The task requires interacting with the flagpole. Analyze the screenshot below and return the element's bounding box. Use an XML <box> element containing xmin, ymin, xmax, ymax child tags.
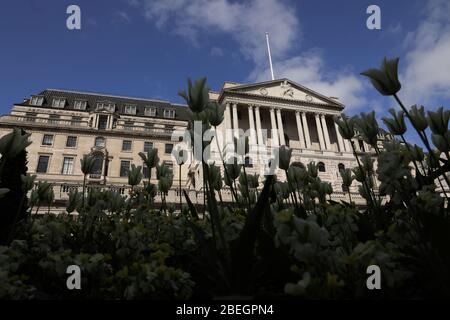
<box><xmin>265</xmin><ymin>32</ymin><xmax>275</xmax><ymax>80</ymax></box>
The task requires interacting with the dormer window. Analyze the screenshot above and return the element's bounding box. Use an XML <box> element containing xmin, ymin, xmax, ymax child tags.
<box><xmin>73</xmin><ymin>100</ymin><xmax>87</xmax><ymax>110</ymax></box>
<box><xmin>96</xmin><ymin>102</ymin><xmax>115</xmax><ymax>112</ymax></box>
<box><xmin>30</xmin><ymin>96</ymin><xmax>44</xmax><ymax>106</ymax></box>
<box><xmin>145</xmin><ymin>107</ymin><xmax>156</xmax><ymax>117</ymax></box>
<box><xmin>52</xmin><ymin>98</ymin><xmax>66</xmax><ymax>108</ymax></box>
<box><xmin>124</xmin><ymin>105</ymin><xmax>137</xmax><ymax>115</ymax></box>
<box><xmin>163</xmin><ymin>109</ymin><xmax>175</xmax><ymax>118</ymax></box>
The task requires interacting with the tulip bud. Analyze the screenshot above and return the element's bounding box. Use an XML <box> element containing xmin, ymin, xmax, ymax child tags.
<box><xmin>278</xmin><ymin>145</ymin><xmax>292</xmax><ymax>170</ymax></box>
<box><xmin>21</xmin><ymin>174</ymin><xmax>37</xmax><ymax>192</ymax></box>
<box><xmin>178</xmin><ymin>77</ymin><xmax>210</xmax><ymax>114</ymax></box>
<box><xmin>0</xmin><ymin>128</ymin><xmax>32</xmax><ymax>159</ymax></box>
<box><xmin>354</xmin><ymin>111</ymin><xmax>379</xmax><ymax>147</ymax></box>
<box><xmin>361</xmin><ymin>57</ymin><xmax>401</xmax><ymax>96</ymax></box>
<box><xmin>409</xmin><ymin>105</ymin><xmax>428</xmax><ymax>131</ymax></box>
<box><xmin>334</xmin><ymin>114</ymin><xmax>355</xmax><ymax>140</ymax></box>
<box><xmin>128</xmin><ymin>164</ymin><xmax>143</xmax><ymax>187</ymax></box>
<box><xmin>382</xmin><ymin>108</ymin><xmax>406</xmax><ymax>136</ymax></box>
<box><xmin>139</xmin><ymin>148</ymin><xmax>159</xmax><ymax>169</ymax></box>
<box><xmin>427</xmin><ymin>107</ymin><xmax>449</xmax><ymax>135</ymax></box>
<box><xmin>340</xmin><ymin>168</ymin><xmax>354</xmax><ymax>187</ymax></box>
<box><xmin>431</xmin><ymin>132</ymin><xmax>450</xmax><ymax>153</ymax></box>
<box><xmin>80</xmin><ymin>154</ymin><xmax>95</xmax><ymax>175</ymax></box>
<box><xmin>207</xmin><ymin>102</ymin><xmax>225</xmax><ymax>127</ymax></box>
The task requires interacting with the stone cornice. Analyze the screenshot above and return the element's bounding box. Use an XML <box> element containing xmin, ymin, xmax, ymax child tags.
<box><xmin>222</xmin><ymin>94</ymin><xmax>343</xmax><ymax>116</ymax></box>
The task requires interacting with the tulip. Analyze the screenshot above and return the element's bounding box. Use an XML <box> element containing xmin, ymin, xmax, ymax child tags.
<box><xmin>361</xmin><ymin>154</ymin><xmax>374</xmax><ymax>174</ymax></box>
<box><xmin>139</xmin><ymin>148</ymin><xmax>159</xmax><ymax>169</ymax></box>
<box><xmin>354</xmin><ymin>111</ymin><xmax>380</xmax><ymax>147</ymax></box>
<box><xmin>128</xmin><ymin>164</ymin><xmax>143</xmax><ymax>187</ymax></box>
<box><xmin>427</xmin><ymin>107</ymin><xmax>449</xmax><ymax>135</ymax></box>
<box><xmin>80</xmin><ymin>154</ymin><xmax>95</xmax><ymax>175</ymax></box>
<box><xmin>156</xmin><ymin>163</ymin><xmax>172</xmax><ymax>179</ymax></box>
<box><xmin>158</xmin><ymin>174</ymin><xmax>173</xmax><ymax>194</ymax></box>
<box><xmin>207</xmin><ymin>102</ymin><xmax>225</xmax><ymax>127</ymax></box>
<box><xmin>209</xmin><ymin>164</ymin><xmax>223</xmax><ymax>191</ymax></box>
<box><xmin>352</xmin><ymin>166</ymin><xmax>366</xmax><ymax>183</ymax></box>
<box><xmin>409</xmin><ymin>105</ymin><xmax>428</xmax><ymax>132</ymax></box>
<box><xmin>307</xmin><ymin>162</ymin><xmax>318</xmax><ymax>179</ymax></box>
<box><xmin>21</xmin><ymin>174</ymin><xmax>37</xmax><ymax>192</ymax></box>
<box><xmin>224</xmin><ymin>157</ymin><xmax>242</xmax><ymax>186</ymax></box>
<box><xmin>178</xmin><ymin>77</ymin><xmax>210</xmax><ymax>113</ymax></box>
<box><xmin>361</xmin><ymin>57</ymin><xmax>401</xmax><ymax>96</ymax></box>
<box><xmin>0</xmin><ymin>188</ymin><xmax>9</xmax><ymax>199</ymax></box>
<box><xmin>67</xmin><ymin>190</ymin><xmax>82</xmax><ymax>213</ymax></box>
<box><xmin>431</xmin><ymin>132</ymin><xmax>450</xmax><ymax>153</ymax></box>
<box><xmin>340</xmin><ymin>168</ymin><xmax>354</xmax><ymax>188</ymax></box>
<box><xmin>334</xmin><ymin>114</ymin><xmax>355</xmax><ymax>140</ymax></box>
<box><xmin>0</xmin><ymin>128</ymin><xmax>32</xmax><ymax>159</ymax></box>
<box><xmin>382</xmin><ymin>109</ymin><xmax>406</xmax><ymax>136</ymax></box>
<box><xmin>278</xmin><ymin>145</ymin><xmax>292</xmax><ymax>170</ymax></box>
<box><xmin>410</xmin><ymin>145</ymin><xmax>424</xmax><ymax>162</ymax></box>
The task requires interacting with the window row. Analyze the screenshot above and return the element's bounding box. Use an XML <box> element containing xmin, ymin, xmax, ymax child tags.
<box><xmin>29</xmin><ymin>96</ymin><xmax>176</xmax><ymax>118</ymax></box>
<box><xmin>41</xmin><ymin>134</ymin><xmax>173</xmax><ymax>154</ymax></box>
<box><xmin>36</xmin><ymin>155</ymin><xmax>173</xmax><ymax>178</ymax></box>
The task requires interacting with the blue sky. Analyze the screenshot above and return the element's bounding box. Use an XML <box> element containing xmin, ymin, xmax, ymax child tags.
<box><xmin>0</xmin><ymin>0</ymin><xmax>449</xmax><ymax>142</ymax></box>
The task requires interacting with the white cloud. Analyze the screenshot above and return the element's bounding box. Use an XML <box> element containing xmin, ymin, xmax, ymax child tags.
<box><xmin>133</xmin><ymin>0</ymin><xmax>366</xmax><ymax>110</ymax></box>
<box><xmin>249</xmin><ymin>50</ymin><xmax>367</xmax><ymax>111</ymax></box>
<box><xmin>401</xmin><ymin>0</ymin><xmax>450</xmax><ymax>107</ymax></box>
<box><xmin>116</xmin><ymin>11</ymin><xmax>131</xmax><ymax>22</ymax></box>
<box><xmin>137</xmin><ymin>0</ymin><xmax>299</xmax><ymax>64</ymax></box>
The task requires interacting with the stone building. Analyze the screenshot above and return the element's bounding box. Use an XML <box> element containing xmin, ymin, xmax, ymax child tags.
<box><xmin>0</xmin><ymin>79</ymin><xmax>389</xmax><ymax>208</ymax></box>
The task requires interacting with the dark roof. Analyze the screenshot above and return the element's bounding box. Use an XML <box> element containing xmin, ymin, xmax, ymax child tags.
<box><xmin>21</xmin><ymin>89</ymin><xmax>191</xmax><ymax>121</ymax></box>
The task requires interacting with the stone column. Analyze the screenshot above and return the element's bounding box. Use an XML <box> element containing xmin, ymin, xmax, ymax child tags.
<box><xmin>334</xmin><ymin>121</ymin><xmax>345</xmax><ymax>152</ymax></box>
<box><xmin>255</xmin><ymin>106</ymin><xmax>263</xmax><ymax>145</ymax></box>
<box><xmin>301</xmin><ymin>112</ymin><xmax>311</xmax><ymax>148</ymax></box>
<box><xmin>320</xmin><ymin>114</ymin><xmax>331</xmax><ymax>150</ymax></box>
<box><xmin>276</xmin><ymin>108</ymin><xmax>286</xmax><ymax>145</ymax></box>
<box><xmin>232</xmin><ymin>103</ymin><xmax>239</xmax><ymax>138</ymax></box>
<box><xmin>269</xmin><ymin>107</ymin><xmax>279</xmax><ymax>146</ymax></box>
<box><xmin>225</xmin><ymin>102</ymin><xmax>233</xmax><ymax>146</ymax></box>
<box><xmin>248</xmin><ymin>105</ymin><xmax>257</xmax><ymax>146</ymax></box>
<box><xmin>295</xmin><ymin>111</ymin><xmax>305</xmax><ymax>149</ymax></box>
<box><xmin>344</xmin><ymin>139</ymin><xmax>351</xmax><ymax>152</ymax></box>
<box><xmin>315</xmin><ymin>113</ymin><xmax>325</xmax><ymax>150</ymax></box>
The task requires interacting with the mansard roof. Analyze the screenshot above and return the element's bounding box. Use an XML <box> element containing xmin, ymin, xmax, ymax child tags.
<box><xmin>19</xmin><ymin>89</ymin><xmax>191</xmax><ymax>121</ymax></box>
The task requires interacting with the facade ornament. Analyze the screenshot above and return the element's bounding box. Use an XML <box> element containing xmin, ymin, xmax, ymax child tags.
<box><xmin>259</xmin><ymin>87</ymin><xmax>268</xmax><ymax>96</ymax></box>
<box><xmin>280</xmin><ymin>80</ymin><xmax>294</xmax><ymax>98</ymax></box>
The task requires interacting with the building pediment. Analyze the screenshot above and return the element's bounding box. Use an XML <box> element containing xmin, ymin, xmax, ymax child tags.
<box><xmin>220</xmin><ymin>78</ymin><xmax>343</xmax><ymax>108</ymax></box>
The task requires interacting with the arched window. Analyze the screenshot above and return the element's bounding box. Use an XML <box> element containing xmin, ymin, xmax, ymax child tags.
<box><xmin>318</xmin><ymin>162</ymin><xmax>326</xmax><ymax>172</ymax></box>
<box><xmin>292</xmin><ymin>162</ymin><xmax>305</xmax><ymax>169</ymax></box>
<box><xmin>95</xmin><ymin>137</ymin><xmax>105</xmax><ymax>148</ymax></box>
<box><xmin>338</xmin><ymin>163</ymin><xmax>345</xmax><ymax>173</ymax></box>
<box><xmin>90</xmin><ymin>153</ymin><xmax>104</xmax><ymax>177</ymax></box>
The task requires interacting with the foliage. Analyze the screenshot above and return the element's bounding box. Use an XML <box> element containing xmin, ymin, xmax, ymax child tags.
<box><xmin>0</xmin><ymin>57</ymin><xmax>449</xmax><ymax>299</ymax></box>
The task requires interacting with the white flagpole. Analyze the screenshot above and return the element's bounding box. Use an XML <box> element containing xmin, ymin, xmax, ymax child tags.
<box><xmin>265</xmin><ymin>32</ymin><xmax>275</xmax><ymax>80</ymax></box>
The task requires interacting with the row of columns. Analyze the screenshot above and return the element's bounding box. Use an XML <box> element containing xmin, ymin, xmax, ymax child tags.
<box><xmin>224</xmin><ymin>102</ymin><xmax>349</xmax><ymax>152</ymax></box>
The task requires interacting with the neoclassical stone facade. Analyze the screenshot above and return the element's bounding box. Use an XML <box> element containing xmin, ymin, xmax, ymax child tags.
<box><xmin>0</xmin><ymin>79</ymin><xmax>390</xmax><ymax>208</ymax></box>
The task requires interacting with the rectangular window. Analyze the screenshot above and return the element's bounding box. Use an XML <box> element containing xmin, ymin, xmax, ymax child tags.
<box><xmin>61</xmin><ymin>157</ymin><xmax>74</xmax><ymax>175</ymax></box>
<box><xmin>42</xmin><ymin>134</ymin><xmax>54</xmax><ymax>146</ymax></box>
<box><xmin>143</xmin><ymin>165</ymin><xmax>150</xmax><ymax>179</ymax></box>
<box><xmin>165</xmin><ymin>143</ymin><xmax>173</xmax><ymax>154</ymax></box>
<box><xmin>52</xmin><ymin>98</ymin><xmax>66</xmax><ymax>108</ymax></box>
<box><xmin>163</xmin><ymin>109</ymin><xmax>175</xmax><ymax>118</ymax></box>
<box><xmin>144</xmin><ymin>141</ymin><xmax>153</xmax><ymax>153</ymax></box>
<box><xmin>36</xmin><ymin>155</ymin><xmax>50</xmax><ymax>173</ymax></box>
<box><xmin>30</xmin><ymin>96</ymin><xmax>43</xmax><ymax>106</ymax></box>
<box><xmin>73</xmin><ymin>100</ymin><xmax>87</xmax><ymax>110</ymax></box>
<box><xmin>71</xmin><ymin>116</ymin><xmax>82</xmax><ymax>126</ymax></box>
<box><xmin>26</xmin><ymin>112</ymin><xmax>37</xmax><ymax>122</ymax></box>
<box><xmin>122</xmin><ymin>140</ymin><xmax>132</xmax><ymax>151</ymax></box>
<box><xmin>145</xmin><ymin>107</ymin><xmax>156</xmax><ymax>117</ymax></box>
<box><xmin>96</xmin><ymin>102</ymin><xmax>115</xmax><ymax>112</ymax></box>
<box><xmin>120</xmin><ymin>160</ymin><xmax>130</xmax><ymax>177</ymax></box>
<box><xmin>98</xmin><ymin>115</ymin><xmax>108</xmax><ymax>130</ymax></box>
<box><xmin>124</xmin><ymin>121</ymin><xmax>133</xmax><ymax>131</ymax></box>
<box><xmin>49</xmin><ymin>114</ymin><xmax>60</xmax><ymax>124</ymax></box>
<box><xmin>66</xmin><ymin>136</ymin><xmax>77</xmax><ymax>148</ymax></box>
<box><xmin>124</xmin><ymin>105</ymin><xmax>137</xmax><ymax>115</ymax></box>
